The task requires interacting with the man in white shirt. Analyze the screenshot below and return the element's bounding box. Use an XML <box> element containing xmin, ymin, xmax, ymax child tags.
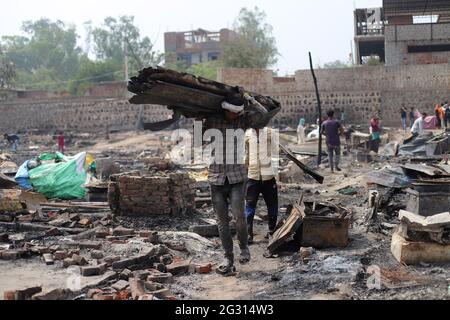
<box><xmin>411</xmin><ymin>112</ymin><xmax>427</xmax><ymax>137</ymax></box>
<box><xmin>244</xmin><ymin>127</ymin><xmax>278</xmax><ymax>246</ymax></box>
<box><xmin>297</xmin><ymin>118</ymin><xmax>306</xmax><ymax>145</ymax></box>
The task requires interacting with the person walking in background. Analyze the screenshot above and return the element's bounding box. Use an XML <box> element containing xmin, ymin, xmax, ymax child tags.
<box><xmin>369</xmin><ymin>116</ymin><xmax>381</xmax><ymax>153</ymax></box>
<box><xmin>440</xmin><ymin>103</ymin><xmax>446</xmax><ymax>129</ymax></box>
<box><xmin>321</xmin><ymin>110</ymin><xmax>344</xmax><ymax>173</ymax></box>
<box><xmin>56</xmin><ymin>131</ymin><xmax>65</xmax><ymax>154</ymax></box>
<box><xmin>296</xmin><ymin>118</ymin><xmax>306</xmax><ymax>145</ymax></box>
<box><xmin>3</xmin><ymin>133</ymin><xmax>19</xmax><ymax>152</ymax></box>
<box><xmin>435</xmin><ymin>103</ymin><xmax>443</xmax><ymax>129</ymax></box>
<box><xmin>411</xmin><ymin>112</ymin><xmax>426</xmax><ymax>137</ymax></box>
<box><xmin>340</xmin><ymin>109</ymin><xmax>346</xmax><ymax>126</ymax></box>
<box><xmin>445</xmin><ymin>102</ymin><xmax>450</xmax><ymax>129</ymax></box>
<box><xmin>409</xmin><ymin>108</ymin><xmax>415</xmax><ymax>128</ymax></box>
<box><xmin>244</xmin><ymin>127</ymin><xmax>278</xmax><ymax>248</ymax></box>
<box><xmin>344</xmin><ymin>125</ymin><xmax>355</xmax><ymax>152</ymax></box>
<box><xmin>400</xmin><ymin>106</ymin><xmax>407</xmax><ymax>131</ymax></box>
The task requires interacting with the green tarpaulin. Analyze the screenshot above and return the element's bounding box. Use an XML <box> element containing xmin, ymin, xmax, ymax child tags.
<box><xmin>28</xmin><ymin>152</ymin><xmax>88</xmax><ymax>200</ymax></box>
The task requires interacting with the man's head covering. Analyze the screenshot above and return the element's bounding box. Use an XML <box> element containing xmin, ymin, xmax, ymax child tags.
<box><xmin>299</xmin><ymin>118</ymin><xmax>305</xmax><ymax>126</ymax></box>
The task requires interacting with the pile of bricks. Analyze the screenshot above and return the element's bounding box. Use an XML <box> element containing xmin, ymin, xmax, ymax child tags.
<box><xmin>108</xmin><ymin>172</ymin><xmax>196</xmax><ymax>216</ymax></box>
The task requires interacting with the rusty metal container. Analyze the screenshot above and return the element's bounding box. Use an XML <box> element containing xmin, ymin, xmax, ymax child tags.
<box><xmin>406</xmin><ymin>182</ymin><xmax>450</xmax><ymax>217</ymax></box>
<box><xmin>297</xmin><ymin>202</ymin><xmax>351</xmax><ymax>248</ymax></box>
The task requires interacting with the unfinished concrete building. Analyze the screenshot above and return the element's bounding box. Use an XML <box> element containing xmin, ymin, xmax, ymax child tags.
<box><xmin>164</xmin><ymin>28</ymin><xmax>235</xmax><ymax>67</ymax></box>
<box><xmin>355</xmin><ymin>0</ymin><xmax>450</xmax><ymax>66</ymax></box>
<box><xmin>383</xmin><ymin>0</ymin><xmax>450</xmax><ymax>66</ymax></box>
<box><xmin>354</xmin><ymin>7</ymin><xmax>386</xmax><ymax>65</ymax></box>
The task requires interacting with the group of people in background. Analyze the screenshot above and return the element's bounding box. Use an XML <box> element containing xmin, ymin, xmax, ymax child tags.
<box><xmin>400</xmin><ymin>102</ymin><xmax>449</xmax><ymax>136</ymax></box>
<box><xmin>296</xmin><ymin>109</ymin><xmax>378</xmax><ymax>172</ymax></box>
<box><xmin>434</xmin><ymin>102</ymin><xmax>450</xmax><ymax>129</ymax></box>
<box><xmin>2</xmin><ymin>131</ymin><xmax>65</xmax><ymax>153</ymax></box>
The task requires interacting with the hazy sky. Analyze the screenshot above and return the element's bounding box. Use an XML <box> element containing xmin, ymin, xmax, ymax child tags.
<box><xmin>0</xmin><ymin>0</ymin><xmax>382</xmax><ymax>74</ymax></box>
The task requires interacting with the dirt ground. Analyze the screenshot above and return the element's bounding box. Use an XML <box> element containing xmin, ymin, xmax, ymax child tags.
<box><xmin>1</xmin><ymin>129</ymin><xmax>449</xmax><ymax>300</ymax></box>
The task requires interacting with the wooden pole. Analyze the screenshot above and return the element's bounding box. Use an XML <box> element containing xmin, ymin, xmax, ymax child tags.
<box><xmin>309</xmin><ymin>52</ymin><xmax>323</xmax><ymax>167</ymax></box>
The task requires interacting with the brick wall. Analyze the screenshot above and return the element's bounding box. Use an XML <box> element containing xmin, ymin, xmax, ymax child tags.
<box><xmin>385</xmin><ymin>23</ymin><xmax>450</xmax><ymax>66</ymax></box>
<box><xmin>108</xmin><ymin>172</ymin><xmax>196</xmax><ymax>216</ymax></box>
<box><xmin>217</xmin><ymin>64</ymin><xmax>450</xmax><ymax>127</ymax></box>
<box><xmin>1</xmin><ymin>63</ymin><xmax>449</xmax><ymax>131</ymax></box>
<box><xmin>0</xmin><ymin>98</ymin><xmax>172</xmax><ymax>133</ymax></box>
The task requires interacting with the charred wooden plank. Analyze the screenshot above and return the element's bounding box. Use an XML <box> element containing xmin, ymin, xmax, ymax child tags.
<box><xmin>128</xmin><ymin>67</ymin><xmax>281</xmax><ymax>130</ymax></box>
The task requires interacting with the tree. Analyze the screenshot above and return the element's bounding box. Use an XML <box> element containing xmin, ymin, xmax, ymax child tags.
<box><xmin>221</xmin><ymin>7</ymin><xmax>279</xmax><ymax>69</ymax></box>
<box><xmin>322</xmin><ymin>60</ymin><xmax>351</xmax><ymax>69</ymax></box>
<box><xmin>0</xmin><ymin>46</ymin><xmax>16</xmax><ymax>88</ymax></box>
<box><xmin>363</xmin><ymin>55</ymin><xmax>383</xmax><ymax>66</ymax></box>
<box><xmin>67</xmin><ymin>55</ymin><xmax>121</xmax><ymax>95</ymax></box>
<box><xmin>163</xmin><ymin>50</ymin><xmax>222</xmax><ymax>81</ymax></box>
<box><xmin>92</xmin><ymin>16</ymin><xmax>163</xmax><ymax>77</ymax></box>
<box><xmin>186</xmin><ymin>61</ymin><xmax>220</xmax><ymax>81</ymax></box>
<box><xmin>1</xmin><ymin>18</ymin><xmax>81</xmax><ymax>90</ymax></box>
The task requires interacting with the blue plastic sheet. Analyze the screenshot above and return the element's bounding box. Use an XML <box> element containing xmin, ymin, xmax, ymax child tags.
<box><xmin>14</xmin><ymin>160</ymin><xmax>33</xmax><ymax>190</ymax></box>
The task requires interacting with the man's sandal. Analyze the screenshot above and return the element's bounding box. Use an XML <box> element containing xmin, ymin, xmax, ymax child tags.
<box><xmin>239</xmin><ymin>249</ymin><xmax>251</xmax><ymax>265</ymax></box>
<box><xmin>216</xmin><ymin>264</ymin><xmax>237</xmax><ymax>277</ymax></box>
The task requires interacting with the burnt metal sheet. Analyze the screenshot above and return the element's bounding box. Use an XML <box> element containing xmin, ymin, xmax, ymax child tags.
<box><xmin>0</xmin><ymin>173</ymin><xmax>17</xmax><ymax>188</ymax></box>
<box><xmin>279</xmin><ymin>144</ymin><xmax>324</xmax><ymax>184</ymax></box>
<box><xmin>268</xmin><ymin>197</ymin><xmax>351</xmax><ymax>252</ymax></box>
<box><xmin>0</xmin><ymin>161</ymin><xmax>18</xmax><ymax>175</ymax></box>
<box><xmin>267</xmin><ymin>195</ymin><xmax>304</xmax><ymax>253</ymax></box>
<box><xmin>365</xmin><ymin>167</ymin><xmax>411</xmax><ymax>188</ymax></box>
<box><xmin>398</xmin><ymin>133</ymin><xmax>433</xmax><ymax>157</ymax></box>
<box><xmin>401</xmin><ymin>163</ymin><xmax>448</xmax><ymax>177</ymax></box>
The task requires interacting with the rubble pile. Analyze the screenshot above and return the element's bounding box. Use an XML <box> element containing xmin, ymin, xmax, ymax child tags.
<box><xmin>2</xmin><ymin>124</ymin><xmax>450</xmax><ymax>300</ymax></box>
<box><xmin>108</xmin><ymin>172</ymin><xmax>196</xmax><ymax>216</ymax></box>
<box><xmin>1</xmin><ymin>232</ymin><xmax>214</xmax><ymax>300</ymax></box>
<box><xmin>391</xmin><ymin>210</ymin><xmax>450</xmax><ymax>265</ymax></box>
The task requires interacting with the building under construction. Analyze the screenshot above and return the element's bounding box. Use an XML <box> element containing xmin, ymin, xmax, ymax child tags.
<box><xmin>355</xmin><ymin>0</ymin><xmax>450</xmax><ymax>66</ymax></box>
<box><xmin>164</xmin><ymin>28</ymin><xmax>235</xmax><ymax>68</ymax></box>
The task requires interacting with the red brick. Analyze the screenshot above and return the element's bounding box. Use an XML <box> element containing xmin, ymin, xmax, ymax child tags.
<box><xmin>81</xmin><ymin>263</ymin><xmax>107</xmax><ymax>277</ymax></box>
<box><xmin>62</xmin><ymin>258</ymin><xmax>76</xmax><ymax>268</ymax></box>
<box><xmin>195</xmin><ymin>263</ymin><xmax>212</xmax><ymax>274</ymax></box>
<box><xmin>87</xmin><ymin>289</ymin><xmax>103</xmax><ymax>299</ymax></box>
<box><xmin>147</xmin><ymin>273</ymin><xmax>173</xmax><ymax>284</ymax></box>
<box><xmin>93</xmin><ymin>293</ymin><xmax>115</xmax><ymax>300</ymax></box>
<box><xmin>45</xmin><ymin>227</ymin><xmax>62</xmax><ymax>237</ymax></box>
<box><xmin>113</xmin><ymin>226</ymin><xmax>135</xmax><ymax>236</ymax></box>
<box><xmin>72</xmin><ymin>254</ymin><xmax>88</xmax><ymax>266</ymax></box>
<box><xmin>78</xmin><ymin>218</ymin><xmax>91</xmax><ymax>226</ymax></box>
<box><xmin>42</xmin><ymin>253</ymin><xmax>54</xmax><ymax>265</ymax></box>
<box><xmin>95</xmin><ymin>229</ymin><xmax>110</xmax><ymax>239</ymax></box>
<box><xmin>78</xmin><ymin>241</ymin><xmax>102</xmax><ymax>250</ymax></box>
<box><xmin>3</xmin><ymin>291</ymin><xmax>16</xmax><ymax>300</ymax></box>
<box><xmin>0</xmin><ymin>250</ymin><xmax>21</xmax><ymax>260</ymax></box>
<box><xmin>54</xmin><ymin>251</ymin><xmax>68</xmax><ymax>260</ymax></box>
<box><xmin>5</xmin><ymin>287</ymin><xmax>43</xmax><ymax>300</ymax></box>
<box><xmin>166</xmin><ymin>261</ymin><xmax>190</xmax><ymax>275</ymax></box>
